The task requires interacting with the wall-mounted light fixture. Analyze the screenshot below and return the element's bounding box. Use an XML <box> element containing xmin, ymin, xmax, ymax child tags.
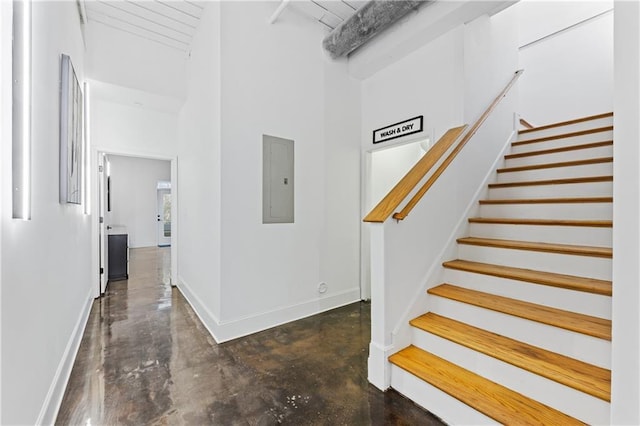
<box><xmin>83</xmin><ymin>81</ymin><xmax>90</xmax><ymax>215</ymax></box>
<box><xmin>12</xmin><ymin>0</ymin><xmax>31</xmax><ymax>220</ymax></box>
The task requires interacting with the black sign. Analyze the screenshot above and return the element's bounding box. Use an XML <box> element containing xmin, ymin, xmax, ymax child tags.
<box><xmin>373</xmin><ymin>116</ymin><xmax>423</xmax><ymax>144</ymax></box>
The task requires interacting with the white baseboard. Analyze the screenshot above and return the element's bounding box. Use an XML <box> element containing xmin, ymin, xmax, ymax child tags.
<box><xmin>36</xmin><ymin>289</ymin><xmax>94</xmax><ymax>426</ymax></box>
<box><xmin>177</xmin><ymin>276</ymin><xmax>361</xmax><ymax>343</ymax></box>
<box><xmin>176</xmin><ymin>276</ymin><xmax>223</xmax><ymax>341</ymax></box>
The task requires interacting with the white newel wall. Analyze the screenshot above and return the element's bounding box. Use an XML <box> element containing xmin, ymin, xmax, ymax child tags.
<box><xmin>364</xmin><ymin>8</ymin><xmax>519</xmax><ymax>389</ymax></box>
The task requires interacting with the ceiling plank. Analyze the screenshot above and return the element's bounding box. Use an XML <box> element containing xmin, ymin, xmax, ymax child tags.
<box><xmin>87</xmin><ymin>9</ymin><xmax>190</xmax><ymax>50</ymax></box>
<box><xmin>158</xmin><ymin>0</ymin><xmax>204</xmax><ymax>18</ymax></box>
<box><xmin>101</xmin><ymin>0</ymin><xmax>198</xmax><ymax>35</ymax></box>
<box><xmin>316</xmin><ymin>0</ymin><xmax>350</xmax><ymax>20</ymax></box>
<box><xmin>124</xmin><ymin>0</ymin><xmax>200</xmax><ymax>28</ymax></box>
<box><xmin>87</xmin><ymin>1</ymin><xmax>193</xmax><ymax>43</ymax></box>
<box><xmin>154</xmin><ymin>0</ymin><xmax>202</xmax><ymax>23</ymax></box>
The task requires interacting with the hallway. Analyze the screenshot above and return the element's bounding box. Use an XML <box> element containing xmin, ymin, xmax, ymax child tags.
<box><xmin>56</xmin><ymin>247</ymin><xmax>442</xmax><ymax>425</ymax></box>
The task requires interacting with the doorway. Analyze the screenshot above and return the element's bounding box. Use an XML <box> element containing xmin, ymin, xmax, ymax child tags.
<box><xmin>96</xmin><ymin>152</ymin><xmax>176</xmax><ymax>296</ymax></box>
<box><xmin>157</xmin><ymin>182</ymin><xmax>171</xmax><ymax>247</ymax></box>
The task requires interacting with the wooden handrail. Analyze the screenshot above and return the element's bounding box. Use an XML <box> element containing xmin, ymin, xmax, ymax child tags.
<box><xmin>519</xmin><ymin>118</ymin><xmax>535</xmax><ymax>129</ymax></box>
<box><xmin>392</xmin><ymin>69</ymin><xmax>524</xmax><ymax>221</ymax></box>
<box><xmin>363</xmin><ymin>125</ymin><xmax>468</xmax><ymax>223</ymax></box>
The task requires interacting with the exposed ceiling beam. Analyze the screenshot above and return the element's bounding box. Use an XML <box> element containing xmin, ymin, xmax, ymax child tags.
<box><xmin>322</xmin><ymin>0</ymin><xmax>431</xmax><ymax>59</ymax></box>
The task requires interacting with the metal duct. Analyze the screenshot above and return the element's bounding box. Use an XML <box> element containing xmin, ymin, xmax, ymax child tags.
<box><xmin>322</xmin><ymin>0</ymin><xmax>431</xmax><ymax>59</ymax></box>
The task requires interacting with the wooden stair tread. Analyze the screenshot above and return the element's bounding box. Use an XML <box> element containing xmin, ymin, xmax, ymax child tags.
<box><xmin>410</xmin><ymin>313</ymin><xmax>611</xmax><ymax>401</ymax></box>
<box><xmin>469</xmin><ymin>217</ymin><xmax>612</xmax><ymax>227</ymax></box>
<box><xmin>505</xmin><ymin>140</ymin><xmax>613</xmax><ymax>159</ymax></box>
<box><xmin>479</xmin><ymin>196</ymin><xmax>612</xmax><ymax>204</ymax></box>
<box><xmin>514</xmin><ymin>126</ymin><xmax>613</xmax><ymax>146</ymax></box>
<box><xmin>389</xmin><ymin>346</ymin><xmax>586</xmax><ymax>425</ymax></box>
<box><xmin>497</xmin><ymin>157</ymin><xmax>612</xmax><ymax>174</ymax></box>
<box><xmin>518</xmin><ymin>112</ymin><xmax>613</xmax><ymax>135</ymax></box>
<box><xmin>489</xmin><ymin>175</ymin><xmax>612</xmax><ymax>188</ymax></box>
<box><xmin>428</xmin><ymin>284</ymin><xmax>611</xmax><ymax>340</ymax></box>
<box><xmin>443</xmin><ymin>259</ymin><xmax>611</xmax><ymax>295</ymax></box>
<box><xmin>457</xmin><ymin>237</ymin><xmax>612</xmax><ymax>258</ymax></box>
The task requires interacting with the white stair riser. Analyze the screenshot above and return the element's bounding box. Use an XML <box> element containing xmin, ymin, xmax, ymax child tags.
<box><xmin>442</xmin><ymin>269</ymin><xmax>612</xmax><ymax>319</ymax></box>
<box><xmin>468</xmin><ymin>222</ymin><xmax>612</xmax><ymax>247</ymax></box>
<box><xmin>411</xmin><ymin>330</ymin><xmax>610</xmax><ymax>425</ymax></box>
<box><xmin>427</xmin><ymin>296</ymin><xmax>611</xmax><ymax>368</ymax></box>
<box><xmin>505</xmin><ymin>145</ymin><xmax>613</xmax><ymax>168</ymax></box>
<box><xmin>496</xmin><ymin>162</ymin><xmax>613</xmax><ymax>183</ymax></box>
<box><xmin>456</xmin><ymin>245</ymin><xmax>611</xmax><ymax>280</ymax></box>
<box><xmin>479</xmin><ymin>203</ymin><xmax>612</xmax><ymax>220</ymax></box>
<box><xmin>489</xmin><ymin>181</ymin><xmax>612</xmax><ymax>199</ymax></box>
<box><xmin>391</xmin><ymin>366</ymin><xmax>497</xmax><ymax>425</ymax></box>
<box><xmin>518</xmin><ymin>117</ymin><xmax>613</xmax><ymax>139</ymax></box>
<box><xmin>512</xmin><ymin>130</ymin><xmax>614</xmax><ymax>154</ymax></box>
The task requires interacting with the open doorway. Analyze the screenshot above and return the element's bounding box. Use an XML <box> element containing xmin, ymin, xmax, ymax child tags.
<box><xmin>97</xmin><ymin>153</ymin><xmax>174</xmax><ymax>295</ymax></box>
<box><xmin>361</xmin><ymin>137</ymin><xmax>432</xmax><ymax>300</ymax></box>
<box><xmin>157</xmin><ymin>181</ymin><xmax>172</xmax><ymax>247</ymax></box>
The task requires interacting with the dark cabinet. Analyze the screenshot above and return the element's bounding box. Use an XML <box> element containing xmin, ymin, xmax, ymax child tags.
<box><xmin>108</xmin><ymin>234</ymin><xmax>128</xmax><ymax>281</ymax></box>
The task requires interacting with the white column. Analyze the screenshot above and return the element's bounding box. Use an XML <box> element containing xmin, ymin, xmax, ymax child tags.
<box><xmin>367</xmin><ymin>222</ymin><xmax>392</xmax><ymax>390</ymax></box>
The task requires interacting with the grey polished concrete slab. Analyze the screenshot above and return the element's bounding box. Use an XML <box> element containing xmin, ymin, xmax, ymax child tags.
<box><xmin>56</xmin><ymin>247</ymin><xmax>444</xmax><ymax>425</ymax></box>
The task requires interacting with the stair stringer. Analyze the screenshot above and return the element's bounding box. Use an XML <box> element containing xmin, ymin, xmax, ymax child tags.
<box><xmin>387</xmin><ymin>130</ymin><xmax>516</xmax><ymax>376</ymax></box>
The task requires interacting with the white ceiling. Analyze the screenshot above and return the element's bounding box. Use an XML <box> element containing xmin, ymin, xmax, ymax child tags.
<box><xmin>81</xmin><ymin>1</ymin><xmax>369</xmax><ymax>53</ymax></box>
<box><xmin>83</xmin><ymin>0</ymin><xmax>206</xmax><ymax>52</ymax></box>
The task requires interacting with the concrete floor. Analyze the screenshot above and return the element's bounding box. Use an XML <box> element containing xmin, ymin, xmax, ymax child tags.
<box><xmin>56</xmin><ymin>247</ymin><xmax>443</xmax><ymax>425</ymax></box>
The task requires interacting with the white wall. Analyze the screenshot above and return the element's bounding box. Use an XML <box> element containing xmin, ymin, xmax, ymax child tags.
<box><xmin>0</xmin><ymin>3</ymin><xmax>6</xmax><ymax>422</ymax></box>
<box><xmin>517</xmin><ymin>1</ymin><xmax>614</xmax><ymax>124</ymax></box>
<box><xmin>107</xmin><ymin>155</ymin><xmax>171</xmax><ymax>248</ymax></box>
<box><xmin>463</xmin><ymin>6</ymin><xmax>519</xmax><ymax>122</ymax></box>
<box><xmin>611</xmin><ymin>1</ymin><xmax>640</xmax><ymax>423</ymax></box>
<box><xmin>85</xmin><ymin>22</ymin><xmax>187</xmax><ymax>99</ymax></box>
<box><xmin>348</xmin><ymin>1</ymin><xmax>517</xmax><ymax>80</ymax></box>
<box><xmin>177</xmin><ymin>1</ymin><xmax>361</xmax><ymax>342</ymax></box>
<box><xmin>91</xmin><ymin>95</ymin><xmax>179</xmax><ymax>158</ymax></box>
<box><xmin>218</xmin><ymin>1</ymin><xmax>361</xmax><ymax>337</ymax></box>
<box><xmin>177</xmin><ymin>2</ymin><xmax>223</xmax><ymax>325</ymax></box>
<box><xmin>321</xmin><ymin>50</ymin><xmax>362</xmax><ymax>320</ymax></box>
<box><xmin>0</xmin><ymin>2</ymin><xmax>93</xmax><ymax>424</ymax></box>
<box><xmin>361</xmin><ymin>28</ymin><xmax>465</xmax><ymax>153</ymax></box>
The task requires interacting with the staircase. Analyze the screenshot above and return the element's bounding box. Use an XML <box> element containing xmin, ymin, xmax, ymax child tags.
<box><xmin>389</xmin><ymin>112</ymin><xmax>613</xmax><ymax>425</ymax></box>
